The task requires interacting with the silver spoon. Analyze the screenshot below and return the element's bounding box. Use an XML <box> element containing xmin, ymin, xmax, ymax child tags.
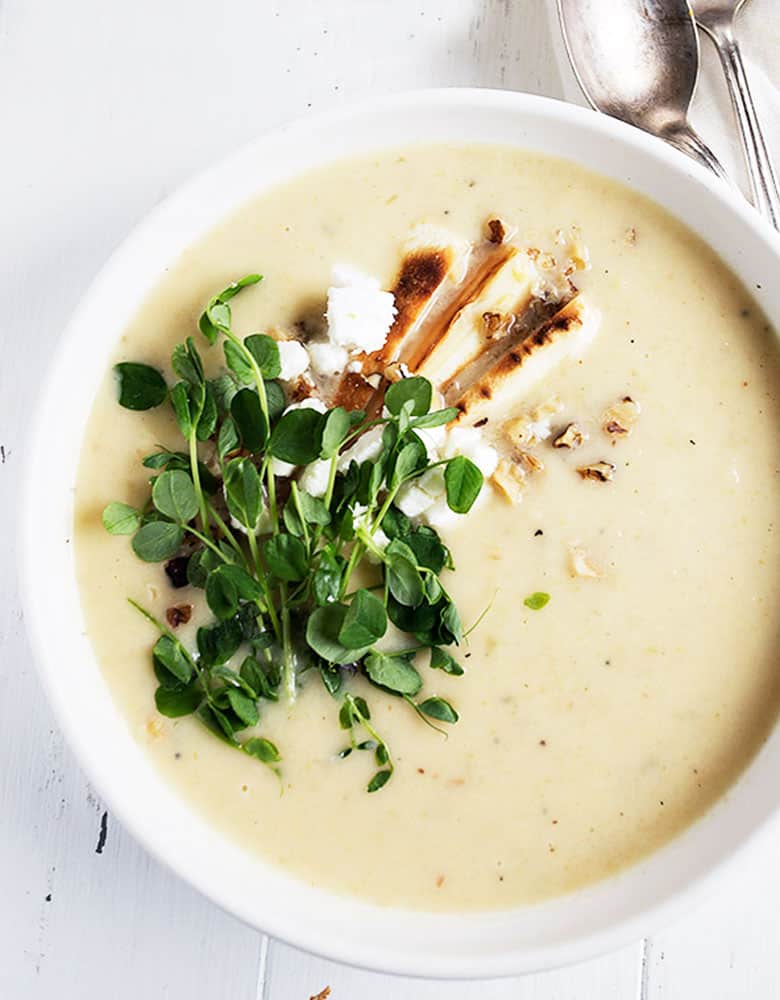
<box><xmin>691</xmin><ymin>0</ymin><xmax>780</xmax><ymax>229</ymax></box>
<box><xmin>557</xmin><ymin>0</ymin><xmax>729</xmax><ymax>179</ymax></box>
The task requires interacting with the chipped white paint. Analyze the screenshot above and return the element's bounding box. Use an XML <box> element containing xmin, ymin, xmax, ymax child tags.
<box><xmin>1</xmin><ymin>0</ymin><xmax>779</xmax><ymax>996</ymax></box>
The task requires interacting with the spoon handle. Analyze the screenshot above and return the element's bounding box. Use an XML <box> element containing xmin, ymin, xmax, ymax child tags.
<box><xmin>705</xmin><ymin>26</ymin><xmax>780</xmax><ymax>231</ymax></box>
<box><xmin>664</xmin><ymin>123</ymin><xmax>730</xmax><ymax>181</ymax></box>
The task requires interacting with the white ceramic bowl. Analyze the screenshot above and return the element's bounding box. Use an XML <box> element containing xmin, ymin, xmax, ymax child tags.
<box><xmin>20</xmin><ymin>89</ymin><xmax>780</xmax><ymax>978</ymax></box>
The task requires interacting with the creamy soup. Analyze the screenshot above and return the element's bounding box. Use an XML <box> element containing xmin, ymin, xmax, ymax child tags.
<box><xmin>75</xmin><ymin>145</ymin><xmax>780</xmax><ymax>910</ymax></box>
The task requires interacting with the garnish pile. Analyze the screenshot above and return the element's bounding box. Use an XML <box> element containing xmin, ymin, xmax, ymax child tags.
<box><xmin>103</xmin><ymin>276</ymin><xmax>484</xmax><ymax>792</ymax></box>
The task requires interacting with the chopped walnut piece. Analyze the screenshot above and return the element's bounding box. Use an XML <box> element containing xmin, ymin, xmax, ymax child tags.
<box><xmin>555</xmin><ymin>224</ymin><xmax>591</xmax><ymax>274</ymax></box>
<box><xmin>602</xmin><ymin>396</ymin><xmax>641</xmax><ymax>438</ymax></box>
<box><xmin>491</xmin><ymin>459</ymin><xmax>527</xmax><ymax>504</ymax></box>
<box><xmin>625</xmin><ymin>226</ymin><xmax>637</xmax><ymax>246</ymax></box>
<box><xmin>310</xmin><ymin>989</ymin><xmax>331</xmax><ymax>1000</ymax></box>
<box><xmin>552</xmin><ymin>422</ymin><xmax>585</xmax><ymax>450</ymax></box>
<box><xmin>384</xmin><ymin>360</ymin><xmax>410</xmax><ymax>383</ymax></box>
<box><xmin>166</xmin><ymin>604</ymin><xmax>193</xmax><ymax>628</ymax></box>
<box><xmin>516</xmin><ymin>450</ymin><xmax>544</xmax><ymax>475</ymax></box>
<box><xmin>486</xmin><ymin>218</ymin><xmax>507</xmax><ymax>244</ymax></box>
<box><xmin>568</xmin><ymin>542</ymin><xmax>602</xmax><ymax>578</ymax></box>
<box><xmin>503</xmin><ymin>397</ymin><xmax>564</xmax><ymax>449</ymax></box>
<box><xmin>577</xmin><ymin>461</ymin><xmax>615</xmax><ymax>482</ymax></box>
<box><xmin>287</xmin><ymin>375</ymin><xmax>315</xmax><ymax>402</ymax></box>
<box><xmin>482</xmin><ymin>311</ymin><xmax>506</xmax><ymax>338</ymax></box>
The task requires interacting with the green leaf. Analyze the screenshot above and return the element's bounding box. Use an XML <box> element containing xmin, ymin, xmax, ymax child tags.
<box><xmin>306</xmin><ymin>604</ymin><xmax>371</xmax><ymax>664</ymax></box>
<box><xmin>169</xmin><ymin>381</ymin><xmax>193</xmax><ymax>437</ymax></box>
<box><xmin>153</xmin><ymin>634</ymin><xmax>193</xmax><ymax>684</ymax></box>
<box><xmin>320</xmin><ymin>407</ymin><xmax>351</xmax><ymax>458</ymax></box>
<box><xmin>367</xmin><ymin>769</ymin><xmax>392</xmax><ymax>793</ymax></box>
<box><xmin>318</xmin><ymin>662</ymin><xmax>342</xmax><ymax>697</ymax></box>
<box><xmin>411</xmin><ymin>407</ymin><xmax>459</xmax><ymax>429</ymax></box>
<box><xmin>224</xmin><ymin>340</ymin><xmax>254</xmax><ymax>384</ymax></box>
<box><xmin>223</xmin><ymin>457</ymin><xmax>263</xmax><ymax>531</ymax></box>
<box><xmin>132</xmin><ymin>521</ymin><xmax>183</xmax><ymax>562</ymax></box>
<box><xmin>215</xmin><ymin>563</ymin><xmax>265</xmax><ymax>603</ymax></box>
<box><xmin>445</xmin><ymin>455</ymin><xmax>483</xmax><ymax>513</ymax></box>
<box><xmin>152</xmin><ymin>469</ymin><xmax>198</xmax><ymax>523</ymax></box>
<box><xmin>240</xmin><ymin>656</ymin><xmax>279</xmax><ymax>701</ymax></box>
<box><xmin>429</xmin><ymin>647</ymin><xmax>464</xmax><ymax>675</ymax></box>
<box><xmin>197</xmin><ymin>617</ymin><xmax>243</xmax><ymax>667</ymax></box>
<box><xmin>266</xmin><ymin>380</ymin><xmax>286</xmax><ymax>422</ymax></box>
<box><xmin>171</xmin><ymin>337</ymin><xmax>205</xmax><ymax>386</ymax></box>
<box><xmin>381</xmin><ymin>506</ymin><xmax>411</xmax><ymax>540</ymax></box>
<box><xmin>386</xmin><ymin>552</ymin><xmax>424</xmax><ymax>607</ymax></box>
<box><xmin>245</xmin><ymin>334</ymin><xmax>281</xmax><ymax>379</ymax></box>
<box><xmin>218</xmin><ymin>274</ymin><xmax>263</xmax><ymax>303</ymax></box>
<box><xmin>102</xmin><ymin>501</ymin><xmax>140</xmax><ymax>535</ymax></box>
<box><xmin>196</xmin><ymin>383</ymin><xmax>218</xmax><ymax>441</ymax></box>
<box><xmin>418</xmin><ymin>696</ymin><xmax>459</xmax><ymax>723</ymax></box>
<box><xmin>299</xmin><ymin>491</ymin><xmax>330</xmax><ymax>525</ymax></box>
<box><xmin>269</xmin><ymin>408</ymin><xmax>324</xmax><ymax>465</ymax></box>
<box><xmin>211</xmin><ymin>373</ymin><xmax>240</xmax><ymax>414</ymax></box>
<box><xmin>114</xmin><ymin>362</ymin><xmax>167</xmax><ymax>411</ymax></box>
<box><xmin>391</xmin><ymin>439</ymin><xmax>427</xmax><ymax>488</ymax></box>
<box><xmin>439</xmin><ymin>599</ymin><xmax>463</xmax><ymax>644</ymax></box>
<box><xmin>364</xmin><ymin>651</ymin><xmax>422</xmax><ymax>695</ymax></box>
<box><xmin>338</xmin><ymin>589</ymin><xmax>387</xmax><ymax>649</ymax></box>
<box><xmin>385</xmin><ymin>376</ymin><xmax>432</xmax><ymax>417</ymax></box>
<box><xmin>524</xmin><ymin>591</ymin><xmax>551</xmax><ymax>611</ymax></box>
<box><xmin>243</xmin><ymin>737</ymin><xmax>281</xmax><ymax>764</ymax></box>
<box><xmin>226</xmin><ymin>688</ymin><xmax>259</xmax><ymax>728</ymax></box>
<box><xmin>312</xmin><ymin>548</ymin><xmax>345</xmax><ymax>606</ymax></box>
<box><xmin>263</xmin><ymin>534</ymin><xmax>308</xmax><ymax>582</ymax></box>
<box><xmin>231</xmin><ymin>388</ymin><xmax>268</xmax><ymax>453</ymax></box>
<box><xmin>155</xmin><ymin>683</ymin><xmax>202</xmax><ymax>718</ymax></box>
<box><xmin>187</xmin><ymin>547</ymin><xmax>221</xmax><ymax>588</ymax></box>
<box><xmin>217</xmin><ymin>416</ymin><xmax>240</xmax><ymax>460</ymax></box>
<box><xmin>406</xmin><ymin>526</ymin><xmax>449</xmax><ymax>574</ymax></box>
<box><xmin>206</xmin><ymin>567</ymin><xmax>239</xmax><ymax>621</ymax></box>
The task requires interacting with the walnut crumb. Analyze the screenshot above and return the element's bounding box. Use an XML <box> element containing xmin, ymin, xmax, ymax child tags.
<box><xmin>491</xmin><ymin>458</ymin><xmax>527</xmax><ymax>504</ymax></box>
<box><xmin>552</xmin><ymin>422</ymin><xmax>585</xmax><ymax>450</ymax></box>
<box><xmin>435</xmin><ymin>875</ymin><xmax>446</xmax><ymax>888</ymax></box>
<box><xmin>602</xmin><ymin>396</ymin><xmax>640</xmax><ymax>437</ymax></box>
<box><xmin>577</xmin><ymin>461</ymin><xmax>615</xmax><ymax>483</ymax></box>
<box><xmin>384</xmin><ymin>360</ymin><xmax>410</xmax><ymax>383</ymax></box>
<box><xmin>166</xmin><ymin>603</ymin><xmax>193</xmax><ymax>628</ymax></box>
<box><xmin>310</xmin><ymin>989</ymin><xmax>331</xmax><ymax>1000</ymax></box>
<box><xmin>503</xmin><ymin>396</ymin><xmax>563</xmax><ymax>448</ymax></box>
<box><xmin>486</xmin><ymin>218</ymin><xmax>507</xmax><ymax>243</ymax></box>
<box><xmin>625</xmin><ymin>226</ymin><xmax>637</xmax><ymax>246</ymax></box>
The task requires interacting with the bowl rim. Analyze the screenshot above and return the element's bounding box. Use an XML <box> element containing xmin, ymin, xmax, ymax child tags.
<box><xmin>19</xmin><ymin>86</ymin><xmax>780</xmax><ymax>979</ymax></box>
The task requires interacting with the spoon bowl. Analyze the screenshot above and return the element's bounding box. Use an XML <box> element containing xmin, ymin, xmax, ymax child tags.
<box><xmin>558</xmin><ymin>0</ymin><xmax>728</xmax><ymax>176</ymax></box>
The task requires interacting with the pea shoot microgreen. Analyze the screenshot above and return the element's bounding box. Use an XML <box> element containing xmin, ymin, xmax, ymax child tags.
<box><xmin>104</xmin><ymin>274</ymin><xmax>486</xmax><ymax>792</ymax></box>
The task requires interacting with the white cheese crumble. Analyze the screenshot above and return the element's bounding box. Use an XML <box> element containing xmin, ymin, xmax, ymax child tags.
<box><xmin>326</xmin><ymin>264</ymin><xmax>397</xmax><ymax>354</ymax></box>
<box><xmin>299</xmin><ymin>458</ymin><xmax>331</xmax><ymax>498</ymax></box>
<box><xmin>277</xmin><ymin>340</ymin><xmax>310</xmax><ymax>381</ymax></box>
<box><xmin>443</xmin><ymin>426</ymin><xmax>499</xmax><ymax>478</ymax></box>
<box><xmin>308</xmin><ymin>341</ymin><xmax>348</xmax><ymax>376</ymax></box>
<box><xmin>337</xmin><ymin>425</ymin><xmax>384</xmax><ymax>472</ymax></box>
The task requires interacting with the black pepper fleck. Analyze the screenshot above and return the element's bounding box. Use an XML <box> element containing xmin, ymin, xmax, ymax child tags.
<box><xmin>534</xmin><ymin>529</ymin><xmax>543</xmax><ymax>537</ymax></box>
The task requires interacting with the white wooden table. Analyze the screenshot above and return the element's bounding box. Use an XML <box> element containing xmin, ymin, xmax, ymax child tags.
<box><xmin>2</xmin><ymin>1</ymin><xmax>779</xmax><ymax>996</ymax></box>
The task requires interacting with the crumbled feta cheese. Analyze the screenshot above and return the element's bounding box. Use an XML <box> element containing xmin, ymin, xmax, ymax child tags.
<box><xmin>416</xmin><ymin>423</ymin><xmax>448</xmax><ymax>461</ymax></box>
<box><xmin>337</xmin><ymin>426</ymin><xmax>384</xmax><ymax>472</ymax></box>
<box><xmin>443</xmin><ymin>426</ymin><xmax>499</xmax><ymax>477</ymax></box>
<box><xmin>299</xmin><ymin>458</ymin><xmax>331</xmax><ymax>498</ymax></box>
<box><xmin>330</xmin><ymin>263</ymin><xmax>382</xmax><ymax>290</ymax></box>
<box><xmin>229</xmin><ymin>506</ymin><xmax>273</xmax><ymax>537</ymax></box>
<box><xmin>326</xmin><ymin>265</ymin><xmax>397</xmax><ymax>354</ymax></box>
<box><xmin>395</xmin><ymin>482</ymin><xmax>436</xmax><ymax>518</ymax></box>
<box><xmin>271</xmin><ymin>457</ymin><xmax>296</xmax><ymax>478</ymax></box>
<box><xmin>284</xmin><ymin>397</ymin><xmax>327</xmax><ymax>415</ymax></box>
<box><xmin>308</xmin><ymin>341</ymin><xmax>349</xmax><ymax>376</ymax></box>
<box><xmin>277</xmin><ymin>340</ymin><xmax>310</xmax><ymax>381</ymax></box>
<box><xmin>421</xmin><ymin>497</ymin><xmax>460</xmax><ymax>531</ymax></box>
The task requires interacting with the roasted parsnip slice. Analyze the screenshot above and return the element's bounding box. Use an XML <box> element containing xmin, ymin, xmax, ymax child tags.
<box><xmin>452</xmin><ymin>297</ymin><xmax>600</xmax><ymax>423</ymax></box>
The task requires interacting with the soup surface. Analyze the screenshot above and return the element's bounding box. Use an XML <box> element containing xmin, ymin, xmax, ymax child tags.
<box><xmin>75</xmin><ymin>145</ymin><xmax>780</xmax><ymax>910</ymax></box>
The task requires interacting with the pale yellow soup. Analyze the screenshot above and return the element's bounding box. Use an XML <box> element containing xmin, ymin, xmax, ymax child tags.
<box><xmin>75</xmin><ymin>145</ymin><xmax>780</xmax><ymax>910</ymax></box>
